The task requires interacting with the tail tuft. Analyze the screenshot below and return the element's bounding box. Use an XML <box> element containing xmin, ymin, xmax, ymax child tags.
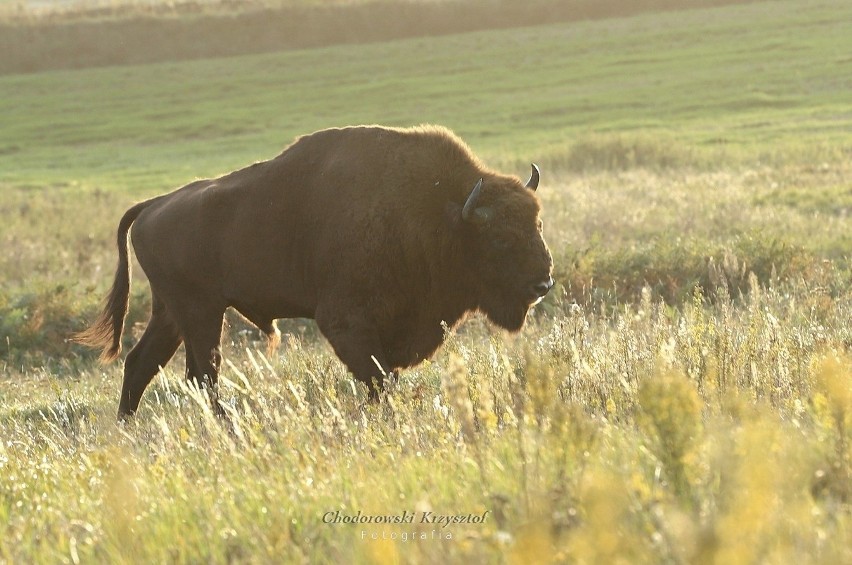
<box><xmin>72</xmin><ymin>273</ymin><xmax>130</xmax><ymax>362</ymax></box>
<box><xmin>72</xmin><ymin>199</ymin><xmax>154</xmax><ymax>362</ymax></box>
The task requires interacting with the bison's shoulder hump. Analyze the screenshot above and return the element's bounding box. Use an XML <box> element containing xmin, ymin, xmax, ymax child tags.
<box><xmin>288</xmin><ymin>124</ymin><xmax>470</xmax><ymax>152</ymax></box>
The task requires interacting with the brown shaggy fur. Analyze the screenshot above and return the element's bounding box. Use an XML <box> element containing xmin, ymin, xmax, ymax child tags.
<box><xmin>75</xmin><ymin>125</ymin><xmax>553</xmax><ymax>417</ymax></box>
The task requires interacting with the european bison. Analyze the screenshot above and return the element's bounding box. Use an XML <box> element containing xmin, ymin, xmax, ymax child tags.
<box><xmin>75</xmin><ymin>125</ymin><xmax>553</xmax><ymax>417</ymax></box>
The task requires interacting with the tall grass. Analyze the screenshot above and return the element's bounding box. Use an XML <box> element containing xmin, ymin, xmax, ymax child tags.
<box><xmin>1</xmin><ymin>159</ymin><xmax>851</xmax><ymax>561</ymax></box>
<box><xmin>1</xmin><ymin>282</ymin><xmax>850</xmax><ymax>562</ymax></box>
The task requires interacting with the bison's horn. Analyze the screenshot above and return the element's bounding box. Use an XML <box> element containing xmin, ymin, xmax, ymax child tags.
<box><xmin>462</xmin><ymin>178</ymin><xmax>483</xmax><ymax>221</ymax></box>
<box><xmin>525</xmin><ymin>163</ymin><xmax>540</xmax><ymax>191</ymax></box>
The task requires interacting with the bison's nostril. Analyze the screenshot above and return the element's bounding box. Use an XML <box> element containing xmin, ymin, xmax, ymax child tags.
<box><xmin>531</xmin><ymin>277</ymin><xmax>554</xmax><ymax>298</ymax></box>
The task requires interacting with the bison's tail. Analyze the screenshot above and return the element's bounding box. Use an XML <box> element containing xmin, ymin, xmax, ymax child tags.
<box><xmin>72</xmin><ymin>198</ymin><xmax>158</xmax><ymax>362</ymax></box>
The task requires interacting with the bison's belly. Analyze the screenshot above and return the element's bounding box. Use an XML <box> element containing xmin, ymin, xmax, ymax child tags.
<box><xmin>229</xmin><ymin>297</ymin><xmax>315</xmax><ymax>325</ymax></box>
<box><xmin>220</xmin><ymin>250</ymin><xmax>317</xmax><ymax>322</ymax></box>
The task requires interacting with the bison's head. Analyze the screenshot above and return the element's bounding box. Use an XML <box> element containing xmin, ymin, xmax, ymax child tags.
<box><xmin>458</xmin><ymin>164</ymin><xmax>553</xmax><ymax>332</ymax></box>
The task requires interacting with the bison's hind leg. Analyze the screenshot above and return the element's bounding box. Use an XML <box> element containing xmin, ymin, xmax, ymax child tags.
<box><xmin>119</xmin><ymin>295</ymin><xmax>182</xmax><ymax>418</ymax></box>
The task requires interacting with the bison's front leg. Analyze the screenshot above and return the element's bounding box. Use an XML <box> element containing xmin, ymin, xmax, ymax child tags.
<box><xmin>176</xmin><ymin>302</ymin><xmax>227</xmax><ymax>416</ymax></box>
<box><xmin>315</xmin><ymin>309</ymin><xmax>390</xmax><ymax>402</ymax></box>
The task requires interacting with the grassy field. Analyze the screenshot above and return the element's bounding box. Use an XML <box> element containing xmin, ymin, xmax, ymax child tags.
<box><xmin>0</xmin><ymin>1</ymin><xmax>762</xmax><ymax>74</ymax></box>
<box><xmin>1</xmin><ymin>0</ymin><xmax>849</xmax><ymax>190</ymax></box>
<box><xmin>1</xmin><ymin>0</ymin><xmax>852</xmax><ymax>562</ymax></box>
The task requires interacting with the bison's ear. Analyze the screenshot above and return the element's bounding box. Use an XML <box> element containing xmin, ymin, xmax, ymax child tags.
<box><xmin>525</xmin><ymin>163</ymin><xmax>540</xmax><ymax>191</ymax></box>
<box><xmin>469</xmin><ymin>206</ymin><xmax>493</xmax><ymax>224</ymax></box>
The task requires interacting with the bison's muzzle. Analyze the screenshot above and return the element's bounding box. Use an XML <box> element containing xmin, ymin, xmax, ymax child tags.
<box><xmin>529</xmin><ymin>276</ymin><xmax>555</xmax><ymax>306</ymax></box>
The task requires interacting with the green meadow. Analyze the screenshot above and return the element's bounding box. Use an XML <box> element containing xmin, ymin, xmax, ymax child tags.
<box><xmin>1</xmin><ymin>0</ymin><xmax>849</xmax><ymax>191</ymax></box>
<box><xmin>1</xmin><ymin>0</ymin><xmax>851</xmax><ymax>562</ymax></box>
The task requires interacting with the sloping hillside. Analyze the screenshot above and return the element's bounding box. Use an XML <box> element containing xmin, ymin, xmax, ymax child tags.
<box><xmin>0</xmin><ymin>0</ymin><xmax>761</xmax><ymax>73</ymax></box>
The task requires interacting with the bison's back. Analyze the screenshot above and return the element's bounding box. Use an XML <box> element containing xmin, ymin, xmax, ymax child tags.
<box><xmin>274</xmin><ymin>124</ymin><xmax>483</xmax><ymax>201</ymax></box>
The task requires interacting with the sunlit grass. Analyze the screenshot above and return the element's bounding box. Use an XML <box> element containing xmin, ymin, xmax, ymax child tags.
<box><xmin>1</xmin><ymin>287</ymin><xmax>850</xmax><ymax>562</ymax></box>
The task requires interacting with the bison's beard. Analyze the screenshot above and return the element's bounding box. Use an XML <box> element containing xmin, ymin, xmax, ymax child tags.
<box><xmin>481</xmin><ymin>298</ymin><xmax>531</xmax><ymax>333</ymax></box>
